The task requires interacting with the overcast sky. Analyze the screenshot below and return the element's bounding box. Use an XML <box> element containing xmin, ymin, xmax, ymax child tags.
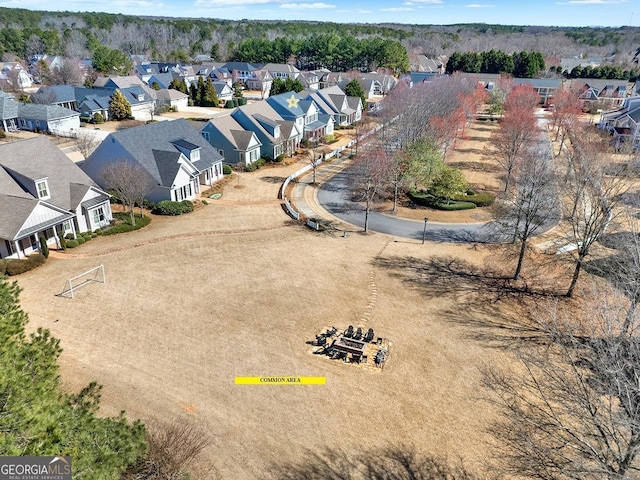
<box><xmin>0</xmin><ymin>0</ymin><xmax>638</xmax><ymax>27</ymax></box>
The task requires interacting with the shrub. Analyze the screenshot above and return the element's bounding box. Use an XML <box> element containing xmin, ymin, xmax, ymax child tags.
<box><xmin>408</xmin><ymin>190</ymin><xmax>477</xmax><ymax>211</ymax></box>
<box><xmin>237</xmin><ymin>97</ymin><xmax>247</xmax><ymax>106</ymax></box>
<box><xmin>101</xmin><ymin>213</ymin><xmax>151</xmax><ymax>235</ymax></box>
<box><xmin>275</xmin><ymin>154</ymin><xmax>285</xmax><ymax>163</ymax></box>
<box><xmin>39</xmin><ymin>236</ymin><xmax>49</xmax><ymax>259</ymax></box>
<box><xmin>65</xmin><ymin>233</ymin><xmax>75</xmax><ymax>240</ymax></box>
<box><xmin>244</xmin><ymin>162</ymin><xmax>257</xmax><ymax>172</ymax></box>
<box><xmin>152</xmin><ymin>200</ymin><xmax>194</xmax><ymax>216</ymax></box>
<box><xmin>466</xmin><ymin>189</ymin><xmax>476</xmax><ymax>196</ymax></box>
<box><xmin>93</xmin><ymin>112</ymin><xmax>104</xmax><ymax>124</ymax></box>
<box><xmin>76</xmin><ymin>236</ymin><xmax>86</xmax><ymax>245</ymax></box>
<box><xmin>225</xmin><ymin>100</ymin><xmax>234</xmax><ymax>108</ymax></box>
<box><xmin>94</xmin><ymin>229</ymin><xmax>103</xmax><ymax>235</ymax></box>
<box><xmin>0</xmin><ymin>253</ymin><xmax>47</xmax><ymax>276</ymax></box>
<box><xmin>65</xmin><ymin>239</ymin><xmax>79</xmax><ymax>248</ymax></box>
<box><xmin>451</xmin><ymin>192</ymin><xmax>496</xmax><ymax>207</ymax></box>
<box><xmin>255</xmin><ymin>158</ymin><xmax>266</xmax><ymax>169</ymax></box>
<box><xmin>223</xmin><ymin>164</ymin><xmax>233</xmax><ymax>175</ymax></box>
<box><xmin>0</xmin><ymin>129</ymin><xmax>5</xmax><ymax>139</ymax></box>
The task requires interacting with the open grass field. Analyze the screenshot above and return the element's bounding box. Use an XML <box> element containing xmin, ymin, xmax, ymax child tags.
<box><xmin>16</xmin><ymin>120</ymin><xmax>537</xmax><ymax>478</ymax></box>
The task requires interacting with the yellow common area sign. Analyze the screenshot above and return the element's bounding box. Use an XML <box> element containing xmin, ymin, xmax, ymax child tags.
<box><xmin>234</xmin><ymin>376</ymin><xmax>326</xmax><ymax>385</ymax></box>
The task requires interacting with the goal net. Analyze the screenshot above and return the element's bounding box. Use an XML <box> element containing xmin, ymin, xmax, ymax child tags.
<box><xmin>58</xmin><ymin>265</ymin><xmax>106</xmax><ymax>299</ymax></box>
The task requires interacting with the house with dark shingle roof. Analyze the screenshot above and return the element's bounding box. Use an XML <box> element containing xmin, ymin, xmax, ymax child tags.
<box><xmin>230</xmin><ymin>102</ymin><xmax>300</xmax><ymax>159</ymax></box>
<box><xmin>267</xmin><ymin>91</ymin><xmax>332</xmax><ymax>142</ymax></box>
<box><xmin>0</xmin><ymin>91</ymin><xmax>18</xmax><ymax>131</ymax></box>
<box><xmin>81</xmin><ymin>119</ymin><xmax>224</xmax><ymax>204</ymax></box>
<box><xmin>0</xmin><ymin>136</ymin><xmax>112</xmax><ymax>259</ymax></box>
<box><xmin>17</xmin><ymin>103</ymin><xmax>80</xmax><ymax>135</ymax></box>
<box><xmin>200</xmin><ymin>114</ymin><xmax>262</xmax><ymax>166</ymax></box>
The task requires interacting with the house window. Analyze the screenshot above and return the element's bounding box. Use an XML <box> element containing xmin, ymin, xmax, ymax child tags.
<box><xmin>191</xmin><ymin>149</ymin><xmax>200</xmax><ymax>162</ymax></box>
<box><xmin>92</xmin><ymin>207</ymin><xmax>105</xmax><ymax>225</ymax></box>
<box><xmin>36</xmin><ymin>180</ymin><xmax>50</xmax><ymax>200</ymax></box>
<box><xmin>218</xmin><ymin>149</ymin><xmax>224</xmax><ymax>156</ymax></box>
<box><xmin>201</xmin><ymin>131</ymin><xmax>210</xmax><ymax>141</ymax></box>
<box><xmin>63</xmin><ymin>220</ymin><xmax>72</xmax><ymax>232</ymax></box>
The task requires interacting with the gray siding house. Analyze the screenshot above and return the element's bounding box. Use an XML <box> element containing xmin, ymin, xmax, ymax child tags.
<box><xmin>200</xmin><ymin>114</ymin><xmax>262</xmax><ymax>166</ymax></box>
<box><xmin>82</xmin><ymin>119</ymin><xmax>224</xmax><ymax>204</ymax></box>
<box><xmin>0</xmin><ymin>136</ymin><xmax>112</xmax><ymax>259</ymax></box>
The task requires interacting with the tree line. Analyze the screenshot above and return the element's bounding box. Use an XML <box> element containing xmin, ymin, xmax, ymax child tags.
<box><xmin>232</xmin><ymin>35</ymin><xmax>410</xmax><ymax>73</ymax></box>
<box><xmin>445</xmin><ymin>49</ymin><xmax>546</xmax><ymax>77</ymax></box>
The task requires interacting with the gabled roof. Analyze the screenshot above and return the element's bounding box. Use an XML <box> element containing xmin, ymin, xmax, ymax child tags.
<box><xmin>87</xmin><ymin>119</ymin><xmax>224</xmax><ymax>187</ymax></box>
<box><xmin>18</xmin><ymin>103</ymin><xmax>80</xmax><ymax>121</ymax></box>
<box><xmin>0</xmin><ymin>136</ymin><xmax>99</xmax><ymax>211</ymax></box>
<box><xmin>0</xmin><ymin>92</ymin><xmax>18</xmax><ymax>120</ymax></box>
<box><xmin>231</xmin><ymin>102</ymin><xmax>286</xmax><ymax>144</ymax></box>
<box><xmin>262</xmin><ymin>63</ymin><xmax>300</xmax><ymax>74</ymax></box>
<box><xmin>41</xmin><ymin>85</ymin><xmax>77</xmax><ymax>104</ymax></box>
<box><xmin>204</xmin><ymin>114</ymin><xmax>261</xmax><ymax>151</ymax></box>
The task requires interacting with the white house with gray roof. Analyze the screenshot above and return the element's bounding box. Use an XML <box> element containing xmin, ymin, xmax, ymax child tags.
<box><xmin>82</xmin><ymin>119</ymin><xmax>224</xmax><ymax>204</ymax></box>
<box><xmin>0</xmin><ymin>136</ymin><xmax>112</xmax><ymax>259</ymax></box>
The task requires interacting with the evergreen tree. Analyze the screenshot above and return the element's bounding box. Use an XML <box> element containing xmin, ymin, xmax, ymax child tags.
<box><xmin>345</xmin><ymin>79</ymin><xmax>367</xmax><ymax>111</ymax></box>
<box><xmin>196</xmin><ymin>75</ymin><xmax>206</xmax><ymax>106</ymax></box>
<box><xmin>189</xmin><ymin>82</ymin><xmax>198</xmax><ymax>105</ymax></box>
<box><xmin>108</xmin><ymin>89</ymin><xmax>132</xmax><ymax>121</ymax></box>
<box><xmin>0</xmin><ymin>275</ymin><xmax>146</xmax><ymax>475</ymax></box>
<box><xmin>203</xmin><ymin>77</ymin><xmax>219</xmax><ymax>106</ymax></box>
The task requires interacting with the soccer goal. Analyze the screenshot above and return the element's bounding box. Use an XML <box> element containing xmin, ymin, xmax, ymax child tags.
<box><xmin>58</xmin><ymin>265</ymin><xmax>106</xmax><ymax>299</ymax></box>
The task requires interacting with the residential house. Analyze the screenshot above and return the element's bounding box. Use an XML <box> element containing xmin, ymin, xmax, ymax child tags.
<box><xmin>409</xmin><ymin>54</ymin><xmax>445</xmax><ymax>74</ymax></box>
<box><xmin>155</xmin><ymin>88</ymin><xmax>189</xmax><ymax>111</ymax></box>
<box><xmin>299</xmin><ymin>71</ymin><xmax>320</xmax><ymax>91</ymax></box>
<box><xmin>147</xmin><ymin>72</ymin><xmax>177</xmax><ymax>90</ymax></box>
<box><xmin>82</xmin><ymin>119</ymin><xmax>224</xmax><ymax>204</ymax></box>
<box><xmin>38</xmin><ymin>85</ymin><xmax>79</xmax><ymax>111</ymax></box>
<box><xmin>0</xmin><ymin>63</ymin><xmax>34</xmax><ymax>90</ymax></box>
<box><xmin>223</xmin><ymin>62</ymin><xmax>260</xmax><ymax>85</ymax></box>
<box><xmin>0</xmin><ymin>91</ymin><xmax>18</xmax><ymax>132</ymax></box>
<box><xmin>78</xmin><ymin>94</ymin><xmax>112</xmax><ymax>122</ymax></box>
<box><xmin>209</xmin><ymin>67</ymin><xmax>234</xmax><ymax>87</ymax></box>
<box><xmin>571</xmin><ymin>78</ymin><xmax>630</xmax><ymax>110</ymax></box>
<box><xmin>245</xmin><ymin>70</ymin><xmax>273</xmax><ymax>98</ymax></box>
<box><xmin>0</xmin><ymin>136</ymin><xmax>112</xmax><ymax>259</ymax></box>
<box><xmin>231</xmin><ymin>102</ymin><xmax>300</xmax><ymax>159</ymax></box>
<box><xmin>17</xmin><ymin>103</ymin><xmax>80</xmax><ymax>135</ymax></box>
<box><xmin>360</xmin><ymin>73</ymin><xmax>396</xmax><ymax>95</ymax></box>
<box><xmin>598</xmin><ymin>96</ymin><xmax>640</xmax><ymax>149</ymax></box>
<box><xmin>213</xmin><ymin>81</ymin><xmax>234</xmax><ymax>103</ymax></box>
<box><xmin>338</xmin><ymin>78</ymin><xmax>378</xmax><ymax>100</ymax></box>
<box><xmin>262</xmin><ymin>63</ymin><xmax>300</xmax><ymax>81</ymax></box>
<box><xmin>305</xmin><ymin>85</ymin><xmax>362</xmax><ymax>126</ymax></box>
<box><xmin>513</xmin><ymin>78</ymin><xmax>561</xmax><ymax>106</ymax></box>
<box><xmin>200</xmin><ymin>114</ymin><xmax>262</xmax><ymax>166</ymax></box>
<box><xmin>267</xmin><ymin>91</ymin><xmax>333</xmax><ymax>142</ymax></box>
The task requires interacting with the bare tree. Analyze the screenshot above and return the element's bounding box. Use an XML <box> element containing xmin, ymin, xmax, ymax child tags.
<box><xmin>562</xmin><ymin>127</ymin><xmax>628</xmax><ymax>297</ymax></box>
<box><xmin>101</xmin><ymin>160</ymin><xmax>155</xmax><ymax>226</ymax></box>
<box><xmin>123</xmin><ymin>417</ymin><xmax>211</xmax><ymax>480</ymax></box>
<box><xmin>29</xmin><ymin>88</ymin><xmax>57</xmax><ymax>105</ymax></box>
<box><xmin>349</xmin><ymin>142</ymin><xmax>391</xmax><ymax>233</ymax></box>
<box><xmin>495</xmin><ymin>145</ymin><xmax>558</xmax><ymax>280</ymax></box>
<box><xmin>49</xmin><ymin>58</ymin><xmax>84</xmax><ymax>86</ymax></box>
<box><xmin>484</xmin><ymin>291</ymin><xmax>640</xmax><ymax>480</ymax></box>
<box><xmin>491</xmin><ymin>84</ymin><xmax>540</xmax><ymax>192</ymax></box>
<box><xmin>74</xmin><ymin>129</ymin><xmax>100</xmax><ymax>160</ymax></box>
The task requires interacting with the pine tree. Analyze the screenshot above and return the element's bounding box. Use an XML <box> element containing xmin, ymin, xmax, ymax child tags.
<box><xmin>203</xmin><ymin>77</ymin><xmax>219</xmax><ymax>107</ymax></box>
<box><xmin>0</xmin><ymin>276</ymin><xmax>146</xmax><ymax>475</ymax></box>
<box><xmin>108</xmin><ymin>89</ymin><xmax>132</xmax><ymax>121</ymax></box>
<box><xmin>196</xmin><ymin>76</ymin><xmax>206</xmax><ymax>106</ymax></box>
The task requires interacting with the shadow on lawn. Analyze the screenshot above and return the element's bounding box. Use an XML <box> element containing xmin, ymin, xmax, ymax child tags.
<box><xmin>372</xmin><ymin>254</ymin><xmax>561</xmax><ymax>348</ymax></box>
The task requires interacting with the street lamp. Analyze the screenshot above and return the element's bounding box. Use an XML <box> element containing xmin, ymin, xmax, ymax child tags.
<box><xmin>422</xmin><ymin>217</ymin><xmax>428</xmax><ymax>245</ymax></box>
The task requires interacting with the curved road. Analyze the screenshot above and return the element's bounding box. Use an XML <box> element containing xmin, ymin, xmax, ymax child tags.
<box><xmin>316</xmin><ymin>115</ymin><xmax>558</xmax><ymax>243</ymax></box>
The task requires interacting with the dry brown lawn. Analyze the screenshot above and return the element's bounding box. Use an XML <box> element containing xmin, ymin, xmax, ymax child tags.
<box><xmin>15</xmin><ymin>120</ymin><xmax>548</xmax><ymax>479</ymax></box>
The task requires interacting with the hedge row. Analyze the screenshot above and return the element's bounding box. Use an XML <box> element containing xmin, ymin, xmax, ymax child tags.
<box><xmin>152</xmin><ymin>200</ymin><xmax>194</xmax><ymax>216</ymax></box>
<box><xmin>0</xmin><ymin>253</ymin><xmax>46</xmax><ymax>276</ymax></box>
<box><xmin>101</xmin><ymin>213</ymin><xmax>151</xmax><ymax>235</ymax></box>
<box><xmin>409</xmin><ymin>190</ymin><xmax>495</xmax><ymax>211</ymax></box>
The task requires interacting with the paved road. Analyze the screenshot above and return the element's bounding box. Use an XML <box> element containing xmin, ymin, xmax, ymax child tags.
<box><xmin>316</xmin><ymin>166</ymin><xmax>500</xmax><ymax>243</ymax></box>
<box><xmin>309</xmin><ymin>114</ymin><xmax>558</xmax><ymax>243</ymax></box>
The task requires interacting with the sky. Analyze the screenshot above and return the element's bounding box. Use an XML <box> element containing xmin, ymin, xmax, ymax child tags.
<box><xmin>0</xmin><ymin>0</ymin><xmax>639</xmax><ymax>27</ymax></box>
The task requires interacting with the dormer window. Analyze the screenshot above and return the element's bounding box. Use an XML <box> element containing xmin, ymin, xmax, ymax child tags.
<box><xmin>36</xmin><ymin>179</ymin><xmax>50</xmax><ymax>200</ymax></box>
<box><xmin>191</xmin><ymin>149</ymin><xmax>200</xmax><ymax>162</ymax></box>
